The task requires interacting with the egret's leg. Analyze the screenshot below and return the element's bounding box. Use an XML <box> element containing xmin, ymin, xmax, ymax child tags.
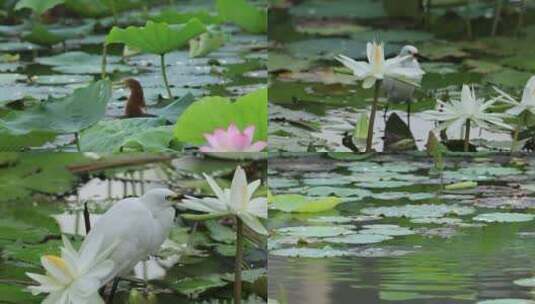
<box><xmin>407</xmin><ymin>102</ymin><xmax>411</xmax><ymax>130</ymax></box>
<box><xmin>107</xmin><ymin>278</ymin><xmax>120</xmax><ymax>304</ymax></box>
<box><xmin>383</xmin><ymin>103</ymin><xmax>389</xmax><ymax>122</ymax></box>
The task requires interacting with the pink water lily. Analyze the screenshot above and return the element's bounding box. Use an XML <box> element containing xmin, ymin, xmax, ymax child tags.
<box><xmin>200</xmin><ymin>124</ymin><xmax>267</xmax><ymax>152</ymax></box>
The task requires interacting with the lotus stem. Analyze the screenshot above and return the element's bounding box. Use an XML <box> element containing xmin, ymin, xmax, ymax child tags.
<box><xmin>83</xmin><ymin>202</ymin><xmax>91</xmax><ymax>234</ymax></box>
<box><xmin>464</xmin><ymin>119</ymin><xmax>471</xmax><ymax>152</ymax></box>
<box><xmin>465</xmin><ymin>18</ymin><xmax>473</xmax><ymax>40</ymax></box>
<box><xmin>101</xmin><ymin>43</ymin><xmax>108</xmax><ymax>79</ymax></box>
<box><xmin>512</xmin><ymin>126</ymin><xmax>520</xmax><ymax>153</ymax></box>
<box><xmin>108</xmin><ymin>0</ymin><xmax>118</xmax><ymax>25</ymax></box>
<box><xmin>366</xmin><ymin>80</ymin><xmax>381</xmax><ymax>153</ymax></box>
<box><xmin>234</xmin><ymin>217</ymin><xmax>243</xmax><ymax>304</ymax></box>
<box><xmin>491</xmin><ymin>0</ymin><xmax>503</xmax><ymax>36</ymax></box>
<box><xmin>75</xmin><ymin>132</ymin><xmax>81</xmax><ymax>152</ymax></box>
<box><xmin>160</xmin><ymin>54</ymin><xmax>174</xmax><ymax>100</ymax></box>
<box><xmin>426</xmin><ymin>0</ymin><xmax>432</xmax><ymax>29</ymax></box>
<box><xmin>516</xmin><ymin>0</ymin><xmax>526</xmax><ymax>36</ymax></box>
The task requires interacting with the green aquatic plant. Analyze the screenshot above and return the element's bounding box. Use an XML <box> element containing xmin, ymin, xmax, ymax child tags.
<box><xmin>105</xmin><ymin>19</ymin><xmax>206</xmax><ymax>99</ymax></box>
<box><xmin>426</xmin><ymin>84</ymin><xmax>513</xmax><ymax>152</ymax></box>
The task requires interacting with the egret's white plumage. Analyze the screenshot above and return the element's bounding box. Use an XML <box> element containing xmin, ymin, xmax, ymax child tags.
<box><xmin>383</xmin><ymin>45</ymin><xmax>424</xmax><ymax>103</ymax></box>
<box><xmin>80</xmin><ymin>188</ymin><xmax>177</xmax><ymax>284</ymax></box>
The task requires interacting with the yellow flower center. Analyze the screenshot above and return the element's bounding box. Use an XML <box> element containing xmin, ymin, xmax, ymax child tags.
<box><xmin>44</xmin><ymin>255</ymin><xmax>71</xmax><ymax>276</ymax></box>
<box><xmin>373</xmin><ymin>44</ymin><xmax>382</xmax><ymax>64</ymax></box>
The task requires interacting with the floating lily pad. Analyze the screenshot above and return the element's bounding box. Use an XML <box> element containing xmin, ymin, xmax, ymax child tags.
<box><xmin>361</xmin><ymin>224</ymin><xmax>415</xmax><ymax>236</ymax></box>
<box><xmin>270</xmin><ymin>246</ymin><xmax>352</xmax><ymax>258</ymax></box>
<box><xmin>410</xmin><ymin>217</ymin><xmax>463</xmax><ymax>225</ymax></box>
<box><xmin>476</xmin><ymin>299</ymin><xmax>535</xmax><ymax>304</ymax></box>
<box><xmin>473</xmin><ymin>213</ymin><xmax>534</xmax><ymax>223</ymax></box>
<box><xmin>276</xmin><ymin>226</ymin><xmax>353</xmax><ymax>238</ymax></box>
<box><xmin>513</xmin><ymin>277</ymin><xmax>535</xmax><ymax>287</ymax></box>
<box><xmin>325</xmin><ymin>233</ymin><xmax>393</xmax><ymax>245</ymax></box>
<box><xmin>361</xmin><ymin>204</ymin><xmax>475</xmax><ymax>219</ymax></box>
<box><xmin>270</xmin><ymin>194</ymin><xmax>342</xmax><ymax>213</ymax></box>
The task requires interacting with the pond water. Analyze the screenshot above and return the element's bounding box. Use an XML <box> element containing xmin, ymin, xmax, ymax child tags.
<box><xmin>1</xmin><ymin>0</ymin><xmax>267</xmax><ymax>151</ymax></box>
<box><xmin>0</xmin><ymin>153</ymin><xmax>267</xmax><ymax>303</ymax></box>
<box><xmin>268</xmin><ymin>153</ymin><xmax>535</xmax><ymax>303</ymax></box>
<box><xmin>268</xmin><ymin>1</ymin><xmax>535</xmax><ymax>152</ymax></box>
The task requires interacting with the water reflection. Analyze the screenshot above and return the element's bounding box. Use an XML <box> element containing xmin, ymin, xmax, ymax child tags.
<box><xmin>269</xmin><ymin>155</ymin><xmax>535</xmax><ymax>304</ymax></box>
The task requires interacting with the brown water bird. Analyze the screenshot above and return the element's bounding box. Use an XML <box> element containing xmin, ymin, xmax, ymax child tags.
<box><xmin>123</xmin><ymin>78</ymin><xmax>156</xmax><ymax>118</ymax></box>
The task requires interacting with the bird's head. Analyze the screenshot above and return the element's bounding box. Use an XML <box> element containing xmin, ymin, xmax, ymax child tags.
<box><xmin>142</xmin><ymin>188</ymin><xmax>179</xmax><ymax>209</ymax></box>
<box><xmin>400</xmin><ymin>45</ymin><xmax>423</xmax><ymax>60</ymax></box>
<box><xmin>122</xmin><ymin>78</ymin><xmax>146</xmax><ymax>108</ymax></box>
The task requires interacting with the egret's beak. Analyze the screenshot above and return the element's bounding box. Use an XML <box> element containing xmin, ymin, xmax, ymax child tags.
<box><xmin>168</xmin><ymin>192</ymin><xmax>182</xmax><ymax>202</ymax></box>
<box><xmin>413</xmin><ymin>53</ymin><xmax>427</xmax><ymax>61</ymax></box>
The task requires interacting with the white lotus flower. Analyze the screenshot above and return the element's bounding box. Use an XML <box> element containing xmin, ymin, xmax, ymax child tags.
<box><xmin>426</xmin><ymin>84</ymin><xmax>513</xmax><ymax>132</ymax></box>
<box><xmin>26</xmin><ymin>235</ymin><xmax>116</xmax><ymax>304</ymax></box>
<box><xmin>336</xmin><ymin>41</ymin><xmax>424</xmax><ymax>89</ymax></box>
<box><xmin>182</xmin><ymin>166</ymin><xmax>267</xmax><ymax>235</ymax></box>
<box><xmin>495</xmin><ymin>76</ymin><xmax>535</xmax><ymax>116</ymax></box>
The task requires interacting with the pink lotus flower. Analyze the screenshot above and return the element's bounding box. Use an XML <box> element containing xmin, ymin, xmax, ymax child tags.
<box><xmin>200</xmin><ymin>124</ymin><xmax>267</xmax><ymax>152</ymax></box>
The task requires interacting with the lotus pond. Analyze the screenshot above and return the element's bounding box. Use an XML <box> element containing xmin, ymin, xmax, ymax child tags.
<box><xmin>268</xmin><ymin>153</ymin><xmax>535</xmax><ymax>303</ymax></box>
<box><xmin>0</xmin><ymin>152</ymin><xmax>267</xmax><ymax>303</ymax></box>
<box><xmin>0</xmin><ymin>0</ymin><xmax>267</xmax><ymax>152</ymax></box>
<box><xmin>269</xmin><ymin>0</ymin><xmax>535</xmax><ymax>152</ymax></box>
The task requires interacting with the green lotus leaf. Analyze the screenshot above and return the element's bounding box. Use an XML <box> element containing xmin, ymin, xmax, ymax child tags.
<box><xmin>150</xmin><ymin>9</ymin><xmax>223</xmax><ymax>25</ymax></box>
<box><xmin>154</xmin><ymin>92</ymin><xmax>195</xmax><ymax>123</ymax></box>
<box><xmin>216</xmin><ymin>0</ymin><xmax>267</xmax><ymax>34</ymax></box>
<box><xmin>173</xmin><ymin>88</ymin><xmax>267</xmax><ymax>145</ymax></box>
<box><xmin>106</xmin><ymin>20</ymin><xmax>207</xmax><ymax>55</ymax></box>
<box><xmin>270</xmin><ymin>194</ymin><xmax>342</xmax><ymax>213</ymax></box>
<box><xmin>0</xmin><ymin>129</ymin><xmax>56</xmax><ymax>151</ymax></box>
<box><xmin>22</xmin><ymin>21</ymin><xmax>94</xmax><ymax>46</ymax></box>
<box><xmin>189</xmin><ymin>30</ymin><xmax>226</xmax><ymax>58</ymax></box>
<box><xmin>15</xmin><ymin>0</ymin><xmax>65</xmax><ymax>15</ymax></box>
<box><xmin>79</xmin><ymin>118</ymin><xmax>174</xmax><ymax>152</ymax></box>
<box><xmin>0</xmin><ymin>80</ymin><xmax>111</xmax><ymax>134</ymax></box>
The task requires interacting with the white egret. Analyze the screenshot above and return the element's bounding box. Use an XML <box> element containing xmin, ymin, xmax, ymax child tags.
<box><xmin>336</xmin><ymin>41</ymin><xmax>424</xmax><ymax>152</ymax></box>
<box><xmin>382</xmin><ymin>45</ymin><xmax>425</xmax><ymax>128</ymax></box>
<box><xmin>27</xmin><ymin>188</ymin><xmax>178</xmax><ymax>303</ymax></box>
<box><xmin>80</xmin><ymin>188</ymin><xmax>178</xmax><ymax>300</ymax></box>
